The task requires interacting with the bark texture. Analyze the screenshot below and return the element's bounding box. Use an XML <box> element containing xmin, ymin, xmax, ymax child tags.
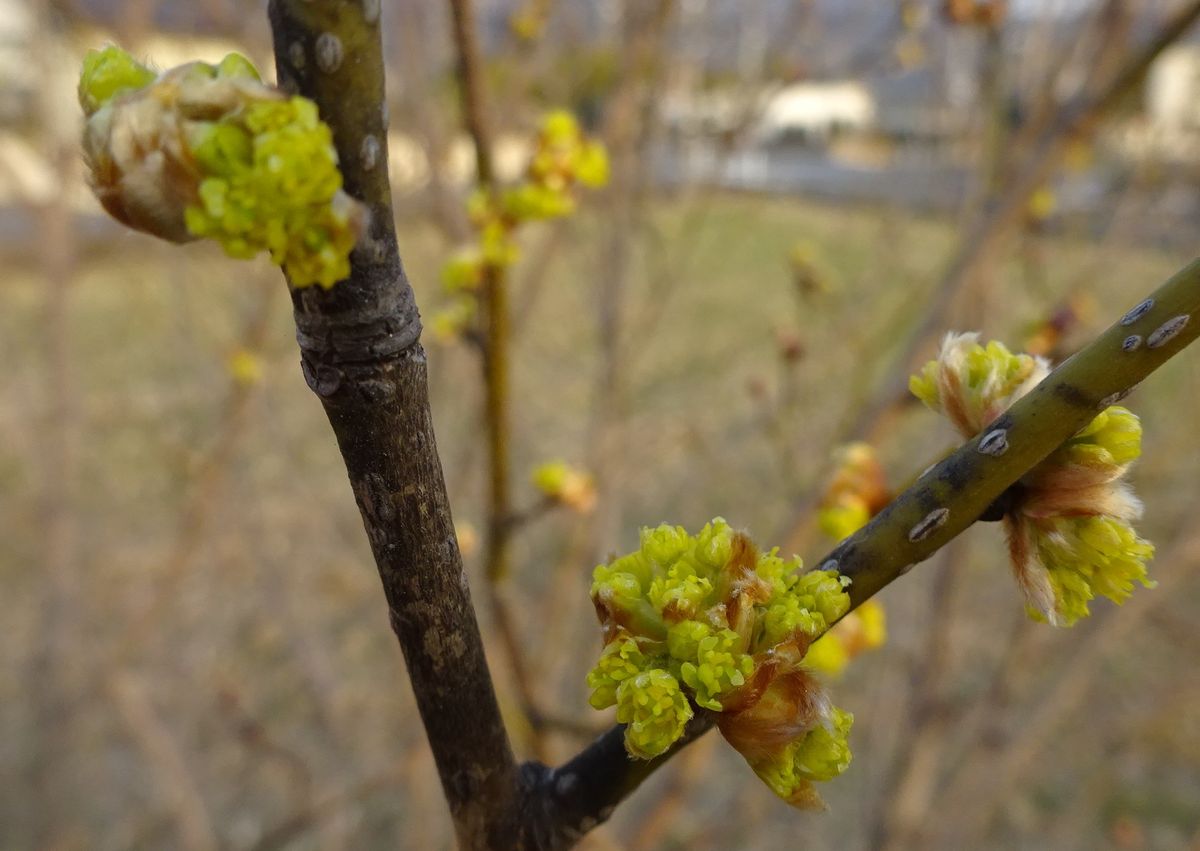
<box><xmin>268</xmin><ymin>3</ymin><xmax>521</xmax><ymax>847</ymax></box>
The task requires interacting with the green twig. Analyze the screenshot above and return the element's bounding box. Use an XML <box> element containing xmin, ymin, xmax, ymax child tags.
<box><xmin>447</xmin><ymin>0</ymin><xmax>556</xmax><ymax>763</ymax></box>
<box><xmin>828</xmin><ymin>258</ymin><xmax>1200</xmax><ymax>607</ymax></box>
<box><xmin>547</xmin><ymin>257</ymin><xmax>1200</xmax><ymax>845</ymax></box>
<box><xmin>448</xmin><ymin>0</ymin><xmax>515</xmax><ymax>588</ymax></box>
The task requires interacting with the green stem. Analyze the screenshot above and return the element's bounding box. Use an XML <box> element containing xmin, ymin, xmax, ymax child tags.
<box><xmin>830</xmin><ymin>257</ymin><xmax>1200</xmax><ymax>608</ymax></box>
<box><xmin>551</xmin><ymin>256</ymin><xmax>1200</xmax><ymax>845</ymax></box>
<box><xmin>482</xmin><ymin>263</ymin><xmax>514</xmax><ymax>584</ymax></box>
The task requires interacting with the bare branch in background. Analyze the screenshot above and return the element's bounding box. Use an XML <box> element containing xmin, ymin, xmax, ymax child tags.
<box><xmin>780</xmin><ymin>0</ymin><xmax>1200</xmax><ymax>553</ymax></box>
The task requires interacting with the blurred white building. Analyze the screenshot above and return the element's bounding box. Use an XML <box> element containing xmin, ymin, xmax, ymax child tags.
<box><xmin>754</xmin><ymin>81</ymin><xmax>875</xmax><ymax>144</ymax></box>
<box><xmin>662</xmin><ymin>81</ymin><xmax>876</xmax><ymax>146</ymax></box>
<box><xmin>0</xmin><ymin>0</ymin><xmax>36</xmax><ymax>124</ymax></box>
<box><xmin>1147</xmin><ymin>45</ymin><xmax>1200</xmax><ymax>132</ymax></box>
<box><xmin>1112</xmin><ymin>44</ymin><xmax>1200</xmax><ymax>163</ymax></box>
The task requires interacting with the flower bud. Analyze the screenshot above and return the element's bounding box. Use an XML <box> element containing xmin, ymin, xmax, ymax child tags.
<box><xmin>615</xmin><ymin>669</ymin><xmax>692</xmax><ymax>759</ymax></box>
<box><xmin>586</xmin><ymin>519</ymin><xmax>858</xmax><ymax>805</ymax></box>
<box><xmin>79</xmin><ymin>45</ymin><xmax>156</xmax><ymax>116</ymax></box>
<box><xmin>587</xmin><ymin>636</ymin><xmax>647</xmax><ymax>709</ymax></box>
<box><xmin>530</xmin><ymin>461</ymin><xmax>596</xmax><ymax>512</ymax></box>
<box><xmin>913</xmin><ymin>334</ymin><xmax>1155</xmax><ymax>626</ymax></box>
<box><xmin>910</xmin><ymin>332</ymin><xmax>1048</xmax><ymax>437</ymax></box>
<box><xmin>79</xmin><ymin>46</ymin><xmax>365</xmax><ymax>288</ymax></box>
<box><xmin>747</xmin><ymin>706</ymin><xmax>853</xmax><ymax>809</ymax></box>
<box><xmin>817</xmin><ymin>442</ymin><xmax>890</xmax><ymax>542</ymax></box>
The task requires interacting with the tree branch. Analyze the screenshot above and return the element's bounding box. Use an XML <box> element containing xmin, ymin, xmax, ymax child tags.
<box><xmin>268</xmin><ymin>3</ymin><xmax>1200</xmax><ymax>847</ymax></box>
<box><xmin>543</xmin><ymin>256</ymin><xmax>1200</xmax><ymax>843</ymax></box>
<box><xmin>447</xmin><ymin>0</ymin><xmax>515</xmax><ymax>588</ymax></box>
<box><xmin>831</xmin><ymin>258</ymin><xmax>1200</xmax><ymax>607</ymax></box>
<box><xmin>266</xmin><ymin>3</ymin><xmax>521</xmax><ymax>847</ymax></box>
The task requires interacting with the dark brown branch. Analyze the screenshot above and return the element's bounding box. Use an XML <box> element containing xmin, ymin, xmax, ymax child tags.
<box><xmin>517</xmin><ymin>713</ymin><xmax>717</xmax><ymax>849</ymax></box>
<box><xmin>265</xmin><ymin>3</ymin><xmax>1200</xmax><ymax>847</ymax></box>
<box><xmin>267</xmin><ymin>3</ymin><xmax>520</xmax><ymax>847</ymax></box>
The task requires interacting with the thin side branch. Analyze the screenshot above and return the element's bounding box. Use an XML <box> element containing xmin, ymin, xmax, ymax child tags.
<box><xmin>448</xmin><ymin>0</ymin><xmax>515</xmax><ymax>587</ymax></box>
<box><xmin>832</xmin><ymin>258</ymin><xmax>1200</xmax><ymax>607</ymax></box>
<box><xmin>447</xmin><ymin>0</ymin><xmax>551</xmax><ymax>758</ymax></box>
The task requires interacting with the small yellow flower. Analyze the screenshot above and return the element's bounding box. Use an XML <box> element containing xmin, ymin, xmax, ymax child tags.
<box><xmin>803</xmin><ymin>600</ymin><xmax>887</xmax><ymax>677</ymax></box>
<box><xmin>530</xmin><ymin>461</ymin><xmax>596</xmax><ymax>513</ymax></box>
<box><xmin>817</xmin><ymin>442</ymin><xmax>890</xmax><ymax>542</ymax></box>
<box><xmin>226</xmin><ymin>348</ymin><xmax>264</xmax><ymax>386</ymax></box>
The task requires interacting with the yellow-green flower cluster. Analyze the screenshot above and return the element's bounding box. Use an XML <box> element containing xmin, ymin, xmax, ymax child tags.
<box><xmin>751</xmin><ymin>706</ymin><xmax>854</xmax><ymax>807</ymax></box>
<box><xmin>1029</xmin><ymin>516</ymin><xmax>1155</xmax><ymax>626</ymax></box>
<box><xmin>432</xmin><ymin>110</ymin><xmax>607</xmax><ymax>339</ymax></box>
<box><xmin>671</xmin><ymin>623</ymin><xmax>755</xmax><ymax>710</ymax></box>
<box><xmin>911</xmin><ymin>335</ymin><xmax>1154</xmax><ymax>626</ymax></box>
<box><xmin>615</xmin><ymin>669</ymin><xmax>692</xmax><ymax>760</ymax></box>
<box><xmin>1048</xmin><ymin>405</ymin><xmax>1142</xmax><ymax>471</ymax></box>
<box><xmin>588</xmin><ymin>519</ymin><xmax>855</xmax><ymax>806</ymax></box>
<box><xmin>79</xmin><ymin>45</ymin><xmax>364</xmax><ymax>288</ymax></box>
<box><xmin>910</xmin><ymin>332</ymin><xmax>1047</xmax><ymax>437</ymax></box>
<box><xmin>1013</xmin><ymin>404</ymin><xmax>1154</xmax><ymax>626</ymax></box>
